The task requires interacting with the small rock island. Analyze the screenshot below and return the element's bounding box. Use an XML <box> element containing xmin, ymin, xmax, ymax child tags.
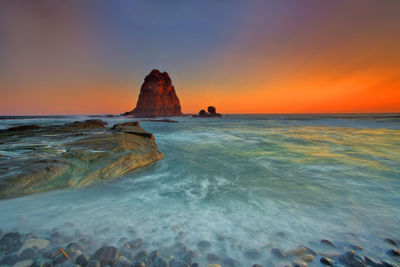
<box><xmin>123</xmin><ymin>69</ymin><xmax>182</xmax><ymax>118</ymax></box>
<box><xmin>193</xmin><ymin>106</ymin><xmax>222</xmax><ymax>118</ymax></box>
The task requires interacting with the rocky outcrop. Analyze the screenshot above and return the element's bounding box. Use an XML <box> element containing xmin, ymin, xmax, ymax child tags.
<box><xmin>123</xmin><ymin>69</ymin><xmax>182</xmax><ymax>118</ymax></box>
<box><xmin>0</xmin><ymin>120</ymin><xmax>163</xmax><ymax>199</ymax></box>
<box><xmin>192</xmin><ymin>106</ymin><xmax>222</xmax><ymax>118</ymax></box>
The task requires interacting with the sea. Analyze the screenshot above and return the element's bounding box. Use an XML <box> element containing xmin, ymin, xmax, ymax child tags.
<box><xmin>0</xmin><ymin>114</ymin><xmax>399</xmax><ymax>266</ymax></box>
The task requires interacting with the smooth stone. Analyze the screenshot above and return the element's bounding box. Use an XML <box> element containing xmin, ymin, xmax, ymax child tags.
<box><xmin>288</xmin><ymin>247</ymin><xmax>306</xmax><ymax>256</ymax></box>
<box><xmin>86</xmin><ymin>260</ymin><xmax>101</xmax><ymax>267</ymax></box>
<box><xmin>118</xmin><ymin>247</ymin><xmax>134</xmax><ymax>260</ymax></box>
<box><xmin>221</xmin><ymin>257</ymin><xmax>237</xmax><ymax>267</ymax></box>
<box><xmin>20</xmin><ymin>248</ymin><xmax>41</xmax><ymax>260</ymax></box>
<box><xmin>91</xmin><ymin>247</ymin><xmax>119</xmax><ymax>267</ymax></box>
<box><xmin>131</xmin><ymin>261</ymin><xmax>145</xmax><ymax>267</ymax></box>
<box><xmin>13</xmin><ymin>260</ymin><xmax>34</xmax><ymax>267</ymax></box>
<box><xmin>124</xmin><ymin>240</ymin><xmax>143</xmax><ymax>249</ymax></box>
<box><xmin>113</xmin><ymin>260</ymin><xmax>130</xmax><ymax>267</ymax></box>
<box><xmin>67</xmin><ymin>243</ymin><xmax>84</xmax><ymax>253</ymax></box>
<box><xmin>320</xmin><ymin>257</ymin><xmax>335</xmax><ymax>266</ymax></box>
<box><xmin>348</xmin><ymin>244</ymin><xmax>363</xmax><ymax>251</ymax></box>
<box><xmin>244</xmin><ymin>248</ymin><xmax>261</xmax><ymax>259</ymax></box>
<box><xmin>38</xmin><ymin>260</ymin><xmax>53</xmax><ymax>267</ymax></box>
<box><xmin>384</xmin><ymin>238</ymin><xmax>398</xmax><ymax>247</ymax></box>
<box><xmin>197</xmin><ymin>241</ymin><xmax>211</xmax><ymax>248</ymax></box>
<box><xmin>54</xmin><ymin>253</ymin><xmax>68</xmax><ymax>264</ymax></box>
<box><xmin>252</xmin><ymin>264</ymin><xmax>263</xmax><ymax>267</ymax></box>
<box><xmin>364</xmin><ymin>256</ymin><xmax>386</xmax><ymax>267</ymax></box>
<box><xmin>0</xmin><ymin>254</ymin><xmax>20</xmax><ymax>265</ymax></box>
<box><xmin>338</xmin><ymin>251</ymin><xmax>366</xmax><ymax>267</ymax></box>
<box><xmin>301</xmin><ymin>254</ymin><xmax>314</xmax><ymax>262</ymax></box>
<box><xmin>207</xmin><ymin>254</ymin><xmax>221</xmax><ymax>262</ymax></box>
<box><xmin>75</xmin><ymin>254</ymin><xmax>89</xmax><ymax>267</ymax></box>
<box><xmin>18</xmin><ymin>239</ymin><xmax>50</xmax><ymax>256</ymax></box>
<box><xmin>386</xmin><ymin>249</ymin><xmax>400</xmax><ymax>257</ymax></box>
<box><xmin>271</xmin><ymin>248</ymin><xmax>286</xmax><ymax>258</ymax></box>
<box><xmin>133</xmin><ymin>250</ymin><xmax>148</xmax><ymax>262</ymax></box>
<box><xmin>153</xmin><ymin>257</ymin><xmax>168</xmax><ymax>267</ymax></box>
<box><xmin>41</xmin><ymin>247</ymin><xmax>60</xmax><ymax>259</ymax></box>
<box><xmin>292</xmin><ymin>260</ymin><xmax>307</xmax><ymax>267</ymax></box>
<box><xmin>320</xmin><ymin>240</ymin><xmax>336</xmax><ymax>248</ymax></box>
<box><xmin>207</xmin><ymin>265</ymin><xmax>221</xmax><ymax>267</ymax></box>
<box><xmin>191</xmin><ymin>264</ymin><xmax>199</xmax><ymax>267</ymax></box>
<box><xmin>0</xmin><ymin>232</ymin><xmax>22</xmax><ymax>253</ymax></box>
<box><xmin>303</xmin><ymin>247</ymin><xmax>316</xmax><ymax>256</ymax></box>
<box><xmin>149</xmin><ymin>250</ymin><xmax>159</xmax><ymax>262</ymax></box>
<box><xmin>169</xmin><ymin>258</ymin><xmax>190</xmax><ymax>267</ymax></box>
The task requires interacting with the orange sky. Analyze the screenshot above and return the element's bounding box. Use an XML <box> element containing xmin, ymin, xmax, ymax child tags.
<box><xmin>0</xmin><ymin>1</ymin><xmax>399</xmax><ymax>115</ymax></box>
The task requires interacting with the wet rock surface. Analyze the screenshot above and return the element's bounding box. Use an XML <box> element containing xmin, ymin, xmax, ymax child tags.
<box><xmin>0</xmin><ymin>120</ymin><xmax>163</xmax><ymax>199</ymax></box>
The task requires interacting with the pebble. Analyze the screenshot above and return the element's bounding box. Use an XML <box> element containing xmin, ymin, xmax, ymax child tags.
<box><xmin>75</xmin><ymin>254</ymin><xmax>89</xmax><ymax>267</ymax></box>
<box><xmin>86</xmin><ymin>260</ymin><xmax>101</xmax><ymax>267</ymax></box>
<box><xmin>301</xmin><ymin>254</ymin><xmax>314</xmax><ymax>262</ymax></box>
<box><xmin>113</xmin><ymin>260</ymin><xmax>131</xmax><ymax>267</ymax></box>
<box><xmin>131</xmin><ymin>261</ymin><xmax>145</xmax><ymax>267</ymax></box>
<box><xmin>149</xmin><ymin>250</ymin><xmax>159</xmax><ymax>261</ymax></box>
<box><xmin>0</xmin><ymin>232</ymin><xmax>22</xmax><ymax>253</ymax></box>
<box><xmin>386</xmin><ymin>249</ymin><xmax>400</xmax><ymax>257</ymax></box>
<box><xmin>338</xmin><ymin>251</ymin><xmax>366</xmax><ymax>267</ymax></box>
<box><xmin>292</xmin><ymin>259</ymin><xmax>308</xmax><ymax>267</ymax></box>
<box><xmin>133</xmin><ymin>250</ymin><xmax>148</xmax><ymax>262</ymax></box>
<box><xmin>348</xmin><ymin>244</ymin><xmax>363</xmax><ymax>251</ymax></box>
<box><xmin>124</xmin><ymin>239</ymin><xmax>143</xmax><ymax>249</ymax></box>
<box><xmin>221</xmin><ymin>257</ymin><xmax>237</xmax><ymax>267</ymax></box>
<box><xmin>320</xmin><ymin>257</ymin><xmax>335</xmax><ymax>266</ymax></box>
<box><xmin>153</xmin><ymin>257</ymin><xmax>169</xmax><ymax>267</ymax></box>
<box><xmin>92</xmin><ymin>246</ymin><xmax>119</xmax><ymax>266</ymax></box>
<box><xmin>207</xmin><ymin>253</ymin><xmax>221</xmax><ymax>262</ymax></box>
<box><xmin>12</xmin><ymin>260</ymin><xmax>35</xmax><ymax>267</ymax></box>
<box><xmin>191</xmin><ymin>264</ymin><xmax>199</xmax><ymax>267</ymax></box>
<box><xmin>320</xmin><ymin>239</ymin><xmax>336</xmax><ymax>248</ymax></box>
<box><xmin>252</xmin><ymin>264</ymin><xmax>263</xmax><ymax>267</ymax></box>
<box><xmin>271</xmin><ymin>248</ymin><xmax>287</xmax><ymax>258</ymax></box>
<box><xmin>288</xmin><ymin>247</ymin><xmax>306</xmax><ymax>256</ymax></box>
<box><xmin>19</xmin><ymin>248</ymin><xmax>40</xmax><ymax>260</ymax></box>
<box><xmin>304</xmin><ymin>246</ymin><xmax>316</xmax><ymax>256</ymax></box>
<box><xmin>67</xmin><ymin>243</ymin><xmax>84</xmax><ymax>253</ymax></box>
<box><xmin>207</xmin><ymin>264</ymin><xmax>221</xmax><ymax>267</ymax></box>
<box><xmin>198</xmin><ymin>241</ymin><xmax>211</xmax><ymax>248</ymax></box>
<box><xmin>18</xmin><ymin>239</ymin><xmax>50</xmax><ymax>256</ymax></box>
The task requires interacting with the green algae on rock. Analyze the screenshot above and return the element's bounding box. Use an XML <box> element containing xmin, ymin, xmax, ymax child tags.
<box><xmin>0</xmin><ymin>120</ymin><xmax>163</xmax><ymax>199</ymax></box>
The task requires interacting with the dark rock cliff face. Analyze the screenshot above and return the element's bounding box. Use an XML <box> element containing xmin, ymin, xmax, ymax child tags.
<box><xmin>123</xmin><ymin>69</ymin><xmax>182</xmax><ymax>118</ymax></box>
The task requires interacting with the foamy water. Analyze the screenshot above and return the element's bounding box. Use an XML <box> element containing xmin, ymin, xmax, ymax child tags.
<box><xmin>0</xmin><ymin>114</ymin><xmax>399</xmax><ymax>266</ymax></box>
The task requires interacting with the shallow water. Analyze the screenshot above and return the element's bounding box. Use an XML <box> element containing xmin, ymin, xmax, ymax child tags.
<box><xmin>0</xmin><ymin>114</ymin><xmax>400</xmax><ymax>266</ymax></box>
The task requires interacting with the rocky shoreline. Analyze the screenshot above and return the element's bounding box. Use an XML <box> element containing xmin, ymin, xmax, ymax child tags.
<box><xmin>0</xmin><ymin>120</ymin><xmax>163</xmax><ymax>199</ymax></box>
<box><xmin>0</xmin><ymin>228</ymin><xmax>398</xmax><ymax>267</ymax></box>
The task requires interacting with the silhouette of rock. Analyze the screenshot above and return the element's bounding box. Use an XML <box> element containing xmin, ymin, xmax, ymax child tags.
<box><xmin>193</xmin><ymin>106</ymin><xmax>222</xmax><ymax>118</ymax></box>
<box><xmin>123</xmin><ymin>69</ymin><xmax>182</xmax><ymax>118</ymax></box>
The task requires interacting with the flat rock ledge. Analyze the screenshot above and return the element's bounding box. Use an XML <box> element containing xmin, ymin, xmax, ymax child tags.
<box><xmin>0</xmin><ymin>120</ymin><xmax>164</xmax><ymax>199</ymax></box>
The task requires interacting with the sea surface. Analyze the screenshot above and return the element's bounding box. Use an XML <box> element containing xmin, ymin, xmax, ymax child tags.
<box><xmin>0</xmin><ymin>114</ymin><xmax>399</xmax><ymax>266</ymax></box>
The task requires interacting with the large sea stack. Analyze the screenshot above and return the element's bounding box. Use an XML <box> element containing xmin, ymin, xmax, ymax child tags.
<box><xmin>123</xmin><ymin>69</ymin><xmax>183</xmax><ymax>117</ymax></box>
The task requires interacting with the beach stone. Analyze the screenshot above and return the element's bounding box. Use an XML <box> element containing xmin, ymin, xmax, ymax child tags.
<box><xmin>87</xmin><ymin>260</ymin><xmax>101</xmax><ymax>267</ymax></box>
<box><xmin>0</xmin><ymin>253</ymin><xmax>20</xmax><ymax>265</ymax></box>
<box><xmin>197</xmin><ymin>241</ymin><xmax>211</xmax><ymax>249</ymax></box>
<box><xmin>0</xmin><ymin>232</ymin><xmax>22</xmax><ymax>253</ymax></box>
<box><xmin>338</xmin><ymin>251</ymin><xmax>366</xmax><ymax>267</ymax></box>
<box><xmin>133</xmin><ymin>250</ymin><xmax>148</xmax><ymax>263</ymax></box>
<box><xmin>124</xmin><ymin>240</ymin><xmax>143</xmax><ymax>249</ymax></box>
<box><xmin>252</xmin><ymin>264</ymin><xmax>263</xmax><ymax>267</ymax></box>
<box><xmin>320</xmin><ymin>257</ymin><xmax>335</xmax><ymax>266</ymax></box>
<box><xmin>38</xmin><ymin>260</ymin><xmax>54</xmax><ymax>267</ymax></box>
<box><xmin>67</xmin><ymin>243</ymin><xmax>84</xmax><ymax>253</ymax></box>
<box><xmin>386</xmin><ymin>249</ymin><xmax>400</xmax><ymax>257</ymax></box>
<box><xmin>149</xmin><ymin>250</ymin><xmax>159</xmax><ymax>262</ymax></box>
<box><xmin>303</xmin><ymin>247</ymin><xmax>316</xmax><ymax>256</ymax></box>
<box><xmin>207</xmin><ymin>264</ymin><xmax>221</xmax><ymax>267</ymax></box>
<box><xmin>113</xmin><ymin>259</ymin><xmax>131</xmax><ymax>267</ymax></box>
<box><xmin>384</xmin><ymin>238</ymin><xmax>398</xmax><ymax>247</ymax></box>
<box><xmin>221</xmin><ymin>257</ymin><xmax>237</xmax><ymax>267</ymax></box>
<box><xmin>320</xmin><ymin>240</ymin><xmax>336</xmax><ymax>248</ymax></box>
<box><xmin>244</xmin><ymin>248</ymin><xmax>261</xmax><ymax>259</ymax></box>
<box><xmin>292</xmin><ymin>260</ymin><xmax>307</xmax><ymax>267</ymax></box>
<box><xmin>207</xmin><ymin>253</ymin><xmax>221</xmax><ymax>262</ymax></box>
<box><xmin>131</xmin><ymin>262</ymin><xmax>145</xmax><ymax>267</ymax></box>
<box><xmin>41</xmin><ymin>247</ymin><xmax>60</xmax><ymax>259</ymax></box>
<box><xmin>169</xmin><ymin>258</ymin><xmax>189</xmax><ymax>267</ymax></box>
<box><xmin>76</xmin><ymin>254</ymin><xmax>89</xmax><ymax>267</ymax></box>
<box><xmin>20</xmin><ymin>248</ymin><xmax>41</xmax><ymax>260</ymax></box>
<box><xmin>153</xmin><ymin>257</ymin><xmax>168</xmax><ymax>267</ymax></box>
<box><xmin>54</xmin><ymin>252</ymin><xmax>68</xmax><ymax>264</ymax></box>
<box><xmin>13</xmin><ymin>260</ymin><xmax>34</xmax><ymax>267</ymax></box>
<box><xmin>18</xmin><ymin>239</ymin><xmax>50</xmax><ymax>256</ymax></box>
<box><xmin>271</xmin><ymin>248</ymin><xmax>286</xmax><ymax>258</ymax></box>
<box><xmin>118</xmin><ymin>247</ymin><xmax>134</xmax><ymax>260</ymax></box>
<box><xmin>301</xmin><ymin>254</ymin><xmax>314</xmax><ymax>262</ymax></box>
<box><xmin>348</xmin><ymin>244</ymin><xmax>363</xmax><ymax>251</ymax></box>
<box><xmin>92</xmin><ymin>247</ymin><xmax>119</xmax><ymax>267</ymax></box>
<box><xmin>190</xmin><ymin>264</ymin><xmax>199</xmax><ymax>267</ymax></box>
<box><xmin>288</xmin><ymin>247</ymin><xmax>306</xmax><ymax>256</ymax></box>
<box><xmin>364</xmin><ymin>256</ymin><xmax>386</xmax><ymax>267</ymax></box>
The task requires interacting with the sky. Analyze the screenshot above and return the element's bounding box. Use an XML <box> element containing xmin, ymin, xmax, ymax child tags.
<box><xmin>0</xmin><ymin>0</ymin><xmax>399</xmax><ymax>115</ymax></box>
